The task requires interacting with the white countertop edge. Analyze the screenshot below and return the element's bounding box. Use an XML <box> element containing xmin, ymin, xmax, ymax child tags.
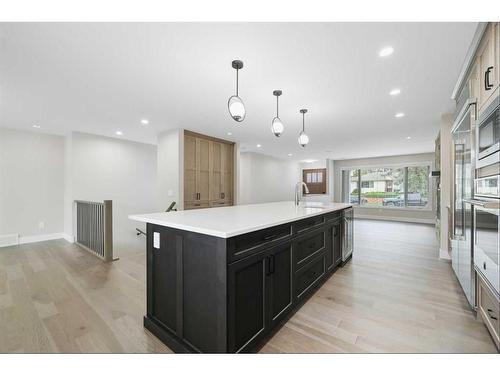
<box><xmin>129</xmin><ymin>202</ymin><xmax>352</xmax><ymax>238</ymax></box>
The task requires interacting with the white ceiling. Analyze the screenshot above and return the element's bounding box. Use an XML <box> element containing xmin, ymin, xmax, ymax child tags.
<box><xmin>0</xmin><ymin>22</ymin><xmax>476</xmax><ymax>160</ymax></box>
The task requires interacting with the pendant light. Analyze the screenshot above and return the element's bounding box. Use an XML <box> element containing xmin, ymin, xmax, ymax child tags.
<box><xmin>270</xmin><ymin>90</ymin><xmax>284</xmax><ymax>137</ymax></box>
<box><xmin>298</xmin><ymin>109</ymin><xmax>309</xmax><ymax>147</ymax></box>
<box><xmin>228</xmin><ymin>60</ymin><xmax>246</xmax><ymax>122</ymax></box>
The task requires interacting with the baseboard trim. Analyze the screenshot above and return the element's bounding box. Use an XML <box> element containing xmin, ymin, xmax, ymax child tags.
<box><xmin>61</xmin><ymin>233</ymin><xmax>75</xmax><ymax>243</ymax></box>
<box><xmin>19</xmin><ymin>233</ymin><xmax>66</xmax><ymax>245</ymax></box>
<box><xmin>439</xmin><ymin>248</ymin><xmax>452</xmax><ymax>261</ymax></box>
<box><xmin>0</xmin><ymin>234</ymin><xmax>19</xmax><ymax>247</ymax></box>
<box><xmin>354</xmin><ymin>214</ymin><xmax>435</xmax><ymax>225</ymax></box>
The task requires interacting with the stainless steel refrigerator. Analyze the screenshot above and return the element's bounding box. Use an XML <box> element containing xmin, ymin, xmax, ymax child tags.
<box><xmin>451</xmin><ymin>98</ymin><xmax>476</xmax><ymax>308</ymax></box>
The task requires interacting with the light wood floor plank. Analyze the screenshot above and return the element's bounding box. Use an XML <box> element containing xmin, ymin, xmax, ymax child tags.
<box><xmin>0</xmin><ymin>219</ymin><xmax>497</xmax><ymax>353</ymax></box>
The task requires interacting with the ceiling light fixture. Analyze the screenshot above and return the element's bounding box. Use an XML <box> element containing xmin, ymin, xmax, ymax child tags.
<box><xmin>227</xmin><ymin>132</ymin><xmax>232</xmax><ymax>136</ymax></box>
<box><xmin>379</xmin><ymin>46</ymin><xmax>394</xmax><ymax>57</ymax></box>
<box><xmin>298</xmin><ymin>109</ymin><xmax>309</xmax><ymax>147</ymax></box>
<box><xmin>406</xmin><ymin>136</ymin><xmax>412</xmax><ymax>140</ymax></box>
<box><xmin>389</xmin><ymin>88</ymin><xmax>401</xmax><ymax>96</ymax></box>
<box><xmin>288</xmin><ymin>153</ymin><xmax>293</xmax><ymax>157</ymax></box>
<box><xmin>256</xmin><ymin>144</ymin><xmax>262</xmax><ymax>148</ymax></box>
<box><xmin>115</xmin><ymin>130</ymin><xmax>123</xmax><ymax>136</ymax></box>
<box><xmin>140</xmin><ymin>119</ymin><xmax>149</xmax><ymax>125</ymax></box>
<box><xmin>228</xmin><ymin>60</ymin><xmax>246</xmax><ymax>122</ymax></box>
<box><xmin>395</xmin><ymin>112</ymin><xmax>405</xmax><ymax>118</ymax></box>
<box><xmin>271</xmin><ymin>90</ymin><xmax>284</xmax><ymax>137</ymax></box>
<box><xmin>32</xmin><ymin>124</ymin><xmax>41</xmax><ymax>129</ymax></box>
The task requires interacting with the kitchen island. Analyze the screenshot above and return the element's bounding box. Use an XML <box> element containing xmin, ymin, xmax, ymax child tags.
<box><xmin>129</xmin><ymin>201</ymin><xmax>354</xmax><ymax>353</ymax></box>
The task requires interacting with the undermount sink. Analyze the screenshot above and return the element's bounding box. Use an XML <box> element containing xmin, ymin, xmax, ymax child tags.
<box><xmin>300</xmin><ymin>203</ymin><xmax>328</xmax><ymax>209</ymax></box>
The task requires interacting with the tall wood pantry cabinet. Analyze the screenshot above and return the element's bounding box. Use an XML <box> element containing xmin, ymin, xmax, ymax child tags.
<box><xmin>184</xmin><ymin>130</ymin><xmax>234</xmax><ymax>210</ymax></box>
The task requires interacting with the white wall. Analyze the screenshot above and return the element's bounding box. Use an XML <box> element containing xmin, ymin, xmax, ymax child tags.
<box><xmin>68</xmin><ymin>132</ymin><xmax>158</xmax><ymax>256</ymax></box>
<box><xmin>0</xmin><ymin>128</ymin><xmax>64</xmax><ymax>240</ymax></box>
<box><xmin>157</xmin><ymin>129</ymin><xmax>183</xmax><ymax>211</ymax></box>
<box><xmin>238</xmin><ymin>152</ymin><xmax>300</xmax><ymax>205</ymax></box>
<box><xmin>333</xmin><ymin>152</ymin><xmax>436</xmax><ymax>224</ymax></box>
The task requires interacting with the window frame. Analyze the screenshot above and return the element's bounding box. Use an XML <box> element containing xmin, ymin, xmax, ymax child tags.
<box><xmin>342</xmin><ymin>163</ymin><xmax>432</xmax><ymax>211</ymax></box>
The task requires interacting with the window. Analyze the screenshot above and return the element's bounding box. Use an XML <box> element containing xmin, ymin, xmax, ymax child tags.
<box><xmin>342</xmin><ymin>165</ymin><xmax>430</xmax><ymax>209</ymax></box>
<box><xmin>303</xmin><ymin>168</ymin><xmax>327</xmax><ymax>194</ymax></box>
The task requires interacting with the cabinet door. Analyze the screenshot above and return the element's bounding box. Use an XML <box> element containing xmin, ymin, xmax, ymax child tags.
<box><xmin>478</xmin><ymin>23</ymin><xmax>498</xmax><ymax>112</ymax></box>
<box><xmin>227</xmin><ymin>251</ymin><xmax>268</xmax><ymax>353</ymax></box>
<box><xmin>148</xmin><ymin>226</ymin><xmax>179</xmax><ymax>334</ymax></box>
<box><xmin>196</xmin><ymin>138</ymin><xmax>210</xmax><ymax>202</ymax></box>
<box><xmin>333</xmin><ymin>220</ymin><xmax>342</xmax><ymax>267</ymax></box>
<box><xmin>221</xmin><ymin>143</ymin><xmax>234</xmax><ymax>203</ymax></box>
<box><xmin>326</xmin><ymin>219</ymin><xmax>342</xmax><ymax>272</ymax></box>
<box><xmin>210</xmin><ymin>141</ymin><xmax>223</xmax><ymax>202</ymax></box>
<box><xmin>184</xmin><ymin>135</ymin><xmax>197</xmax><ymax>202</ymax></box>
<box><xmin>268</xmin><ymin>243</ymin><xmax>293</xmax><ymax>327</ymax></box>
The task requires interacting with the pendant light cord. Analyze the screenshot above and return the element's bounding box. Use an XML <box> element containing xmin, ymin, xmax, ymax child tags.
<box><xmin>236</xmin><ymin>68</ymin><xmax>239</xmax><ymax>96</ymax></box>
<box><xmin>276</xmin><ymin>95</ymin><xmax>279</xmax><ymax>117</ymax></box>
<box><xmin>302</xmin><ymin>112</ymin><xmax>305</xmax><ymax>132</ymax></box>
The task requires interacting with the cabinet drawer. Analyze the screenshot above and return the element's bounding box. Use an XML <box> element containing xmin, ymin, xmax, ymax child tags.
<box><xmin>324</xmin><ymin>211</ymin><xmax>342</xmax><ymax>222</ymax></box>
<box><xmin>227</xmin><ymin>223</ymin><xmax>292</xmax><ymax>263</ymax></box>
<box><xmin>210</xmin><ymin>200</ymin><xmax>233</xmax><ymax>207</ymax></box>
<box><xmin>295</xmin><ymin>228</ymin><xmax>326</xmax><ymax>267</ymax></box>
<box><xmin>295</xmin><ymin>255</ymin><xmax>325</xmax><ymax>300</ymax></box>
<box><xmin>477</xmin><ymin>272</ymin><xmax>500</xmax><ymax>349</ymax></box>
<box><xmin>474</xmin><ymin>246</ymin><xmax>499</xmax><ymax>294</ymax></box>
<box><xmin>294</xmin><ymin>215</ymin><xmax>325</xmax><ymax>234</ymax></box>
<box><xmin>184</xmin><ymin>201</ymin><xmax>210</xmax><ymax>210</ymax></box>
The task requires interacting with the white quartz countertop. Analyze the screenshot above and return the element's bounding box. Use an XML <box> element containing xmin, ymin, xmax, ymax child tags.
<box><xmin>129</xmin><ymin>201</ymin><xmax>352</xmax><ymax>238</ymax></box>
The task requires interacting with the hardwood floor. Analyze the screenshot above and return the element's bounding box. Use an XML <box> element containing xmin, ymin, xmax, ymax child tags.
<box><xmin>0</xmin><ymin>220</ymin><xmax>497</xmax><ymax>353</ymax></box>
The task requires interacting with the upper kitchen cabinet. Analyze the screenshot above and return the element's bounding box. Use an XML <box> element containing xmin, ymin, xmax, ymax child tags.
<box><xmin>477</xmin><ymin>22</ymin><xmax>499</xmax><ymax>114</ymax></box>
<box><xmin>184</xmin><ymin>130</ymin><xmax>235</xmax><ymax>210</ymax></box>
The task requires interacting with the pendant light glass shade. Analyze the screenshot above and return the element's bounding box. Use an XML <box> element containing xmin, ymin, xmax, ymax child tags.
<box><xmin>298</xmin><ymin>109</ymin><xmax>309</xmax><ymax>147</ymax></box>
<box><xmin>228</xmin><ymin>95</ymin><xmax>245</xmax><ymax>122</ymax></box>
<box><xmin>298</xmin><ymin>131</ymin><xmax>309</xmax><ymax>147</ymax></box>
<box><xmin>228</xmin><ymin>60</ymin><xmax>246</xmax><ymax>122</ymax></box>
<box><xmin>271</xmin><ymin>90</ymin><xmax>284</xmax><ymax>137</ymax></box>
<box><xmin>271</xmin><ymin>117</ymin><xmax>284</xmax><ymax>137</ymax></box>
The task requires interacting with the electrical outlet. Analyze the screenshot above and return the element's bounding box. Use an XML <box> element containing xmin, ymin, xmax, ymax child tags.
<box><xmin>38</xmin><ymin>221</ymin><xmax>45</xmax><ymax>231</ymax></box>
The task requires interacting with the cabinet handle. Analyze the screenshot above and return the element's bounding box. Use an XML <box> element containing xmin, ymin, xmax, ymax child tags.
<box><xmin>487</xmin><ymin>309</ymin><xmax>498</xmax><ymax>320</ymax></box>
<box><xmin>196</xmin><ymin>193</ymin><xmax>200</xmax><ymax>200</ymax></box>
<box><xmin>221</xmin><ymin>192</ymin><xmax>225</xmax><ymax>199</ymax></box>
<box><xmin>269</xmin><ymin>254</ymin><xmax>275</xmax><ymax>274</ymax></box>
<box><xmin>264</xmin><ymin>234</ymin><xmax>278</xmax><ymax>241</ymax></box>
<box><xmin>483</xmin><ymin>261</ymin><xmax>487</xmax><ymax>270</ymax></box>
<box><xmin>485</xmin><ymin>66</ymin><xmax>494</xmax><ymax>91</ymax></box>
<box><xmin>266</xmin><ymin>255</ymin><xmax>275</xmax><ymax>276</ymax></box>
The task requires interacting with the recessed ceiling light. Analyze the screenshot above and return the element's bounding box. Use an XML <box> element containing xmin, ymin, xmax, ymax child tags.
<box><xmin>287</xmin><ymin>153</ymin><xmax>293</xmax><ymax>157</ymax></box>
<box><xmin>406</xmin><ymin>136</ymin><xmax>412</xmax><ymax>140</ymax></box>
<box><xmin>389</xmin><ymin>88</ymin><xmax>401</xmax><ymax>96</ymax></box>
<box><xmin>140</xmin><ymin>119</ymin><xmax>149</xmax><ymax>125</ymax></box>
<box><xmin>379</xmin><ymin>46</ymin><xmax>394</xmax><ymax>57</ymax></box>
<box><xmin>395</xmin><ymin>112</ymin><xmax>405</xmax><ymax>118</ymax></box>
<box><xmin>32</xmin><ymin>124</ymin><xmax>41</xmax><ymax>129</ymax></box>
<box><xmin>256</xmin><ymin>144</ymin><xmax>262</xmax><ymax>148</ymax></box>
<box><xmin>227</xmin><ymin>132</ymin><xmax>232</xmax><ymax>136</ymax></box>
<box><xmin>302</xmin><ymin>159</ymin><xmax>318</xmax><ymax>163</ymax></box>
<box><xmin>115</xmin><ymin>130</ymin><xmax>123</xmax><ymax>136</ymax></box>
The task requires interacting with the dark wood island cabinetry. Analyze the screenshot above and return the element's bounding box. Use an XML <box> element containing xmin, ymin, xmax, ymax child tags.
<box><xmin>131</xmin><ymin>202</ymin><xmax>353</xmax><ymax>353</ymax></box>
